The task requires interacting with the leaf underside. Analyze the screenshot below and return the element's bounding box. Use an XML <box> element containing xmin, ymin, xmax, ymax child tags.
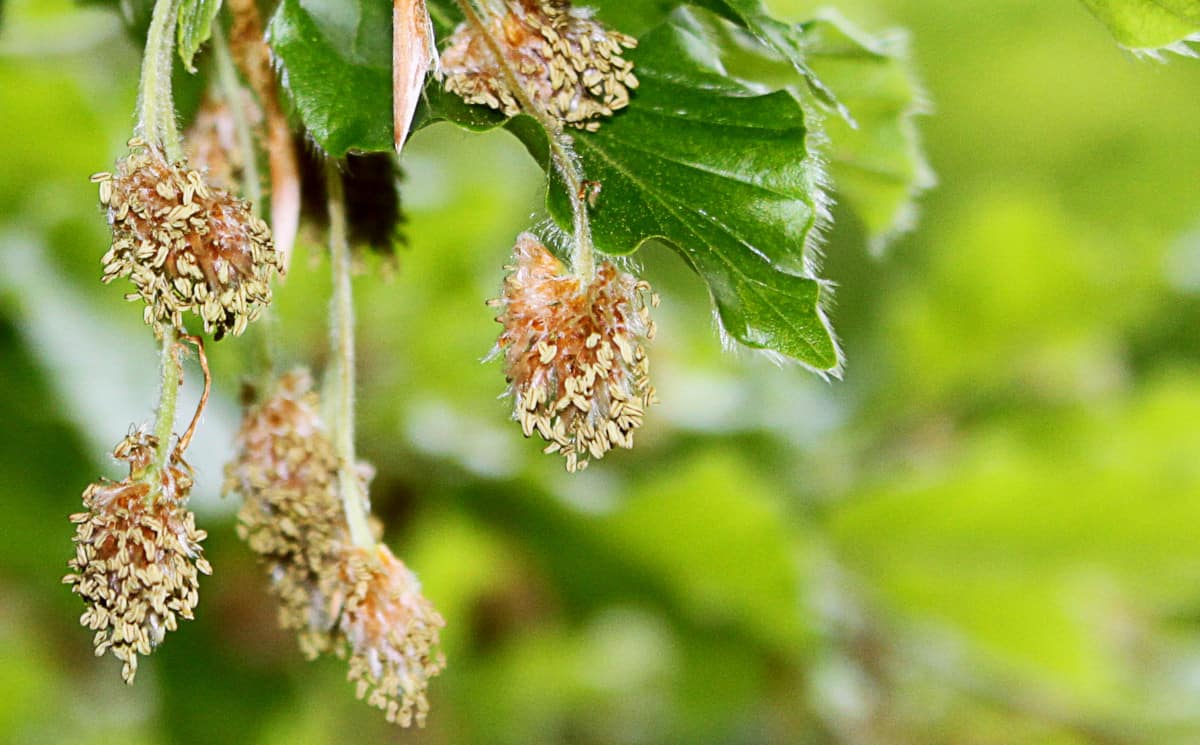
<box><xmin>1080</xmin><ymin>0</ymin><xmax>1200</xmax><ymax>56</ymax></box>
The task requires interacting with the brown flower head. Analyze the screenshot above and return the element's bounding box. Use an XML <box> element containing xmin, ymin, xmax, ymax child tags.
<box><xmin>493</xmin><ymin>233</ymin><xmax>658</xmax><ymax>471</ymax></box>
<box><xmin>93</xmin><ymin>138</ymin><xmax>281</xmax><ymax>339</ymax></box>
<box><xmin>337</xmin><ymin>544</ymin><xmax>446</xmax><ymax>727</ymax></box>
<box><xmin>64</xmin><ymin>432</ymin><xmax>211</xmax><ymax>684</ymax></box>
<box><xmin>225</xmin><ymin>370</ymin><xmax>351</xmax><ymax>658</ymax></box>
<box><xmin>441</xmin><ymin>0</ymin><xmax>638</xmax><ymax>131</ymax></box>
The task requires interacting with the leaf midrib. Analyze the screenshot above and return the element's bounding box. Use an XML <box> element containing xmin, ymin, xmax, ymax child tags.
<box><xmin>575</xmin><ymin>134</ymin><xmax>832</xmax><ymax>366</ymax></box>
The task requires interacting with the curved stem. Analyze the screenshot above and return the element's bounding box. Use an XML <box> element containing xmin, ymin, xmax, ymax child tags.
<box><xmin>325</xmin><ymin>160</ymin><xmax>377</xmax><ymax>550</ymax></box>
<box><xmin>455</xmin><ymin>0</ymin><xmax>596</xmax><ymax>281</ymax></box>
<box><xmin>136</xmin><ymin>0</ymin><xmax>184</xmax><ymax>160</ymax></box>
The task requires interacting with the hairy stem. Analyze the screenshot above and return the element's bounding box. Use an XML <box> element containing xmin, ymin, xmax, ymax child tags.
<box><xmin>454</xmin><ymin>0</ymin><xmax>596</xmax><ymax>281</ymax></box>
<box><xmin>326</xmin><ymin>161</ymin><xmax>377</xmax><ymax>550</ymax></box>
<box><xmin>137</xmin><ymin>0</ymin><xmax>184</xmax><ymax>496</ymax></box>
<box><xmin>136</xmin><ymin>0</ymin><xmax>183</xmax><ymax>160</ymax></box>
<box><xmin>149</xmin><ymin>329</ymin><xmax>181</xmax><ymax>491</ymax></box>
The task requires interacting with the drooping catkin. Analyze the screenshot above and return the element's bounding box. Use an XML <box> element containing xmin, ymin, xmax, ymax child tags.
<box><xmin>441</xmin><ymin>0</ymin><xmax>638</xmax><ymax>131</ymax></box>
<box><xmin>64</xmin><ymin>432</ymin><xmax>211</xmax><ymax>684</ymax></box>
<box><xmin>93</xmin><ymin>138</ymin><xmax>280</xmax><ymax>339</ymax></box>
<box><xmin>492</xmin><ymin>233</ymin><xmax>658</xmax><ymax>471</ymax></box>
<box><xmin>224</xmin><ymin>369</ymin><xmax>351</xmax><ymax>657</ymax></box>
<box><xmin>226</xmin><ymin>371</ymin><xmax>446</xmax><ymax>724</ymax></box>
<box><xmin>336</xmin><ymin>544</ymin><xmax>446</xmax><ymax>727</ymax></box>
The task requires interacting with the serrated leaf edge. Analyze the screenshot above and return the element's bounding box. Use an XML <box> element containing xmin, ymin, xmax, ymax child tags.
<box><xmin>806</xmin><ymin>9</ymin><xmax>936</xmax><ymax>256</ymax></box>
<box><xmin>1123</xmin><ymin>31</ymin><xmax>1200</xmax><ymax>60</ymax></box>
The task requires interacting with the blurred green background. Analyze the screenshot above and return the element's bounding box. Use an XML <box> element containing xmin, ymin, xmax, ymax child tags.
<box><xmin>4</xmin><ymin>0</ymin><xmax>1200</xmax><ymax>743</ymax></box>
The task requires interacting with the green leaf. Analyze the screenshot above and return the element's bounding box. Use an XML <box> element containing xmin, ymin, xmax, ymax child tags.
<box><xmin>297</xmin><ymin>1</ymin><xmax>842</xmax><ymax>367</ymax></box>
<box><xmin>177</xmin><ymin>0</ymin><xmax>222</xmax><ymax>73</ymax></box>
<box><xmin>694</xmin><ymin>0</ymin><xmax>852</xmax><ymax>118</ymax></box>
<box><xmin>800</xmin><ymin>13</ymin><xmax>934</xmax><ymax>253</ymax></box>
<box><xmin>1080</xmin><ymin>0</ymin><xmax>1200</xmax><ymax>57</ymax></box>
<box><xmin>582</xmin><ymin>0</ymin><xmax>849</xmax><ymax>117</ymax></box>
<box><xmin>558</xmin><ymin>14</ymin><xmax>839</xmax><ymax>369</ymax></box>
<box><xmin>268</xmin><ymin>0</ymin><xmax>393</xmax><ymax>156</ymax></box>
<box><xmin>424</xmin><ymin>9</ymin><xmax>841</xmax><ymax>370</ymax></box>
<box><xmin>673</xmin><ymin>9</ymin><xmax>933</xmax><ymax>253</ymax></box>
<box><xmin>573</xmin><ymin>2</ymin><xmax>934</xmax><ymax>253</ymax></box>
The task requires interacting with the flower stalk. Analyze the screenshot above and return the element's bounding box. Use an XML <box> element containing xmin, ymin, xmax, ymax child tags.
<box><xmin>150</xmin><ymin>330</ymin><xmax>182</xmax><ymax>484</ymax></box>
<box><xmin>136</xmin><ymin>0</ymin><xmax>183</xmax><ymax>159</ymax></box>
<box><xmin>452</xmin><ymin>0</ymin><xmax>598</xmax><ymax>281</ymax></box>
<box><xmin>325</xmin><ymin>161</ymin><xmax>377</xmax><ymax>550</ymax></box>
<box><xmin>137</xmin><ymin>0</ymin><xmax>185</xmax><ymax>489</ymax></box>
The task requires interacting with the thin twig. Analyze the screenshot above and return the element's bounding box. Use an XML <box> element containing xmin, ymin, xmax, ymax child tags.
<box><xmin>325</xmin><ymin>160</ymin><xmax>378</xmax><ymax>550</ymax></box>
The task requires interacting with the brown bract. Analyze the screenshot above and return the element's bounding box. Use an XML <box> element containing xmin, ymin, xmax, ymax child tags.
<box><xmin>228</xmin><ymin>0</ymin><xmax>301</xmax><ymax>271</ymax></box>
<box><xmin>338</xmin><ymin>544</ymin><xmax>446</xmax><ymax>727</ymax></box>
<box><xmin>441</xmin><ymin>0</ymin><xmax>638</xmax><ymax>131</ymax></box>
<box><xmin>225</xmin><ymin>370</ymin><xmax>350</xmax><ymax>658</ymax></box>
<box><xmin>493</xmin><ymin>233</ymin><xmax>658</xmax><ymax>472</ymax></box>
<box><xmin>63</xmin><ymin>433</ymin><xmax>210</xmax><ymax>684</ymax></box>
<box><xmin>93</xmin><ymin>139</ymin><xmax>280</xmax><ymax>339</ymax></box>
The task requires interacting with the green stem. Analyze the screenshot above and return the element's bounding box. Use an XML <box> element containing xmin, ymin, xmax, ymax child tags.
<box><xmin>136</xmin><ymin>0</ymin><xmax>183</xmax><ymax>160</ymax></box>
<box><xmin>135</xmin><ymin>0</ymin><xmax>184</xmax><ymax>498</ymax></box>
<box><xmin>455</xmin><ymin>0</ymin><xmax>596</xmax><ymax>281</ymax></box>
<box><xmin>148</xmin><ymin>329</ymin><xmax>181</xmax><ymax>493</ymax></box>
<box><xmin>325</xmin><ymin>161</ymin><xmax>377</xmax><ymax>550</ymax></box>
<box><xmin>212</xmin><ymin>24</ymin><xmax>262</xmax><ymax>211</ymax></box>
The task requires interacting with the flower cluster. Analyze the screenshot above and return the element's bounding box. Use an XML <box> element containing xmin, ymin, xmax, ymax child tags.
<box><xmin>492</xmin><ymin>233</ymin><xmax>658</xmax><ymax>471</ymax></box>
<box><xmin>226</xmin><ymin>371</ymin><xmax>445</xmax><ymax>724</ymax></box>
<box><xmin>441</xmin><ymin>0</ymin><xmax>638</xmax><ymax>131</ymax></box>
<box><xmin>64</xmin><ymin>432</ymin><xmax>211</xmax><ymax>684</ymax></box>
<box><xmin>225</xmin><ymin>370</ymin><xmax>349</xmax><ymax>657</ymax></box>
<box><xmin>338</xmin><ymin>544</ymin><xmax>447</xmax><ymax>727</ymax></box>
<box><xmin>93</xmin><ymin>138</ymin><xmax>280</xmax><ymax>339</ymax></box>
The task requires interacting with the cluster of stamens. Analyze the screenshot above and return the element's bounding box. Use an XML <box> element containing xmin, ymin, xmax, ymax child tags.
<box><xmin>64</xmin><ymin>432</ymin><xmax>211</xmax><ymax>684</ymax></box>
<box><xmin>492</xmin><ymin>233</ymin><xmax>658</xmax><ymax>471</ymax></box>
<box><xmin>337</xmin><ymin>544</ymin><xmax>447</xmax><ymax>727</ymax></box>
<box><xmin>93</xmin><ymin>138</ymin><xmax>280</xmax><ymax>339</ymax></box>
<box><xmin>225</xmin><ymin>370</ymin><xmax>350</xmax><ymax>657</ymax></box>
<box><xmin>226</xmin><ymin>371</ymin><xmax>445</xmax><ymax>724</ymax></box>
<box><xmin>441</xmin><ymin>0</ymin><xmax>638</xmax><ymax>131</ymax></box>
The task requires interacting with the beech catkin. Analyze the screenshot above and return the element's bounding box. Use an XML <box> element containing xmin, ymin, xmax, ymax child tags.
<box><xmin>492</xmin><ymin>233</ymin><xmax>658</xmax><ymax>471</ymax></box>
